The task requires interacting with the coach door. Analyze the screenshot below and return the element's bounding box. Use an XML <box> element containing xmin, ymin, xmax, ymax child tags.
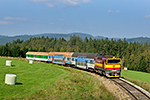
<box><xmin>52</xmin><ymin>57</ymin><xmax>54</xmax><ymax>63</ymax></box>
<box><xmin>63</xmin><ymin>58</ymin><xmax>65</xmax><ymax>65</ymax></box>
<box><xmin>75</xmin><ymin>59</ymin><xmax>77</xmax><ymax>67</ymax></box>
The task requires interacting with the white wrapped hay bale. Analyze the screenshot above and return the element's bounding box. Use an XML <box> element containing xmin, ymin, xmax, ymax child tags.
<box><xmin>124</xmin><ymin>67</ymin><xmax>127</xmax><ymax>71</ymax></box>
<box><xmin>5</xmin><ymin>74</ymin><xmax>17</xmax><ymax>85</ymax></box>
<box><xmin>29</xmin><ymin>60</ymin><xmax>33</xmax><ymax>64</ymax></box>
<box><xmin>6</xmin><ymin>60</ymin><xmax>12</xmax><ymax>66</ymax></box>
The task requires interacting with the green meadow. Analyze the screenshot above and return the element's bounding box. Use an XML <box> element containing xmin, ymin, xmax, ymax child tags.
<box><xmin>121</xmin><ymin>69</ymin><xmax>150</xmax><ymax>92</ymax></box>
<box><xmin>0</xmin><ymin>58</ymin><xmax>116</xmax><ymax>100</ymax></box>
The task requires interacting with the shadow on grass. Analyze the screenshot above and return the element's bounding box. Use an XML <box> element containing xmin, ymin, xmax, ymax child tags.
<box><xmin>11</xmin><ymin>65</ymin><xmax>15</xmax><ymax>67</ymax></box>
<box><xmin>16</xmin><ymin>82</ymin><xmax>23</xmax><ymax>85</ymax></box>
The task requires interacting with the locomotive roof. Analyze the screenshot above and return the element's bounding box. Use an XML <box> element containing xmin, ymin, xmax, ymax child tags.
<box><xmin>96</xmin><ymin>54</ymin><xmax>116</xmax><ymax>59</ymax></box>
<box><xmin>72</xmin><ymin>53</ymin><xmax>99</xmax><ymax>59</ymax></box>
<box><xmin>26</xmin><ymin>51</ymin><xmax>49</xmax><ymax>55</ymax></box>
<box><xmin>104</xmin><ymin>55</ymin><xmax>114</xmax><ymax>58</ymax></box>
<box><xmin>48</xmin><ymin>52</ymin><xmax>74</xmax><ymax>57</ymax></box>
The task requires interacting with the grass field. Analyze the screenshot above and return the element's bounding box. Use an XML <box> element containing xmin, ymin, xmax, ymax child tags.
<box><xmin>0</xmin><ymin>58</ymin><xmax>117</xmax><ymax>100</ymax></box>
<box><xmin>121</xmin><ymin>69</ymin><xmax>150</xmax><ymax>92</ymax></box>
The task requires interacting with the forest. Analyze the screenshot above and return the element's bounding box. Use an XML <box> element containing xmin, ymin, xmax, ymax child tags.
<box><xmin>0</xmin><ymin>35</ymin><xmax>150</xmax><ymax>73</ymax></box>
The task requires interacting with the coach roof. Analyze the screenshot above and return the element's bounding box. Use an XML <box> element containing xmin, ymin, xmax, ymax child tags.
<box><xmin>48</xmin><ymin>52</ymin><xmax>74</xmax><ymax>57</ymax></box>
<box><xmin>72</xmin><ymin>53</ymin><xmax>99</xmax><ymax>59</ymax></box>
<box><xmin>26</xmin><ymin>52</ymin><xmax>49</xmax><ymax>55</ymax></box>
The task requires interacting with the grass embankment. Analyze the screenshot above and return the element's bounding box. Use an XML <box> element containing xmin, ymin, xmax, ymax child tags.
<box><xmin>0</xmin><ymin>58</ymin><xmax>117</xmax><ymax>100</ymax></box>
<box><xmin>121</xmin><ymin>69</ymin><xmax>150</xmax><ymax>92</ymax></box>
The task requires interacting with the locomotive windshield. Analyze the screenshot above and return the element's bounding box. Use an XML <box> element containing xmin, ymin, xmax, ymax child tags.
<box><xmin>107</xmin><ymin>59</ymin><xmax>120</xmax><ymax>64</ymax></box>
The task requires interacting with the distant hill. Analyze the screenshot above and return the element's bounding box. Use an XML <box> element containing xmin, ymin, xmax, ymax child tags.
<box><xmin>0</xmin><ymin>35</ymin><xmax>32</xmax><ymax>45</ymax></box>
<box><xmin>0</xmin><ymin>35</ymin><xmax>8</xmax><ymax>38</ymax></box>
<box><xmin>0</xmin><ymin>33</ymin><xmax>150</xmax><ymax>44</ymax></box>
<box><xmin>126</xmin><ymin>37</ymin><xmax>150</xmax><ymax>44</ymax></box>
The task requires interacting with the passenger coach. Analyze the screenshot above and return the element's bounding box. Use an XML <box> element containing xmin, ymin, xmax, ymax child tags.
<box><xmin>71</xmin><ymin>53</ymin><xmax>98</xmax><ymax>70</ymax></box>
<box><xmin>48</xmin><ymin>52</ymin><xmax>74</xmax><ymax>66</ymax></box>
<box><xmin>26</xmin><ymin>52</ymin><xmax>49</xmax><ymax>61</ymax></box>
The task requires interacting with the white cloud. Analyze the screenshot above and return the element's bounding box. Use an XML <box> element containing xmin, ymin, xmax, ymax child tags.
<box><xmin>15</xmin><ymin>17</ymin><xmax>28</xmax><ymax>20</ymax></box>
<box><xmin>116</xmin><ymin>10</ymin><xmax>120</xmax><ymax>13</ymax></box>
<box><xmin>145</xmin><ymin>15</ymin><xmax>150</xmax><ymax>18</ymax></box>
<box><xmin>0</xmin><ymin>21</ymin><xmax>13</xmax><ymax>25</ymax></box>
<box><xmin>4</xmin><ymin>17</ymin><xmax>28</xmax><ymax>21</ymax></box>
<box><xmin>83</xmin><ymin>0</ymin><xmax>92</xmax><ymax>3</ymax></box>
<box><xmin>47</xmin><ymin>3</ymin><xmax>55</xmax><ymax>7</ymax></box>
<box><xmin>107</xmin><ymin>10</ymin><xmax>113</xmax><ymax>13</ymax></box>
<box><xmin>107</xmin><ymin>10</ymin><xmax>120</xmax><ymax>13</ymax></box>
<box><xmin>59</xmin><ymin>19</ymin><xmax>64</xmax><ymax>21</ymax></box>
<box><xmin>65</xmin><ymin>0</ymin><xmax>79</xmax><ymax>6</ymax></box>
<box><xmin>4</xmin><ymin>17</ymin><xmax>14</xmax><ymax>20</ymax></box>
<box><xmin>49</xmin><ymin>22</ymin><xmax>54</xmax><ymax>24</ymax></box>
<box><xmin>30</xmin><ymin>0</ymin><xmax>92</xmax><ymax>7</ymax></box>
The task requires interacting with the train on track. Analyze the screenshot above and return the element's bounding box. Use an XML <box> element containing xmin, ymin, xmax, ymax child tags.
<box><xmin>26</xmin><ymin>52</ymin><xmax>122</xmax><ymax>78</ymax></box>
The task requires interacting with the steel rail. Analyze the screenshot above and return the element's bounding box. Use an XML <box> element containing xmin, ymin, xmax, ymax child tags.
<box><xmin>112</xmin><ymin>79</ymin><xmax>138</xmax><ymax>100</ymax></box>
<box><xmin>112</xmin><ymin>79</ymin><xmax>150</xmax><ymax>100</ymax></box>
<box><xmin>120</xmin><ymin>78</ymin><xmax>150</xmax><ymax>100</ymax></box>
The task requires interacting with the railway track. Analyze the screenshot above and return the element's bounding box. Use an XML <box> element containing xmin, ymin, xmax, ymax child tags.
<box><xmin>112</xmin><ymin>78</ymin><xmax>150</xmax><ymax>100</ymax></box>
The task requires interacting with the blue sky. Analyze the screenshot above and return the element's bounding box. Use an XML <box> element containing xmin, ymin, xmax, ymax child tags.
<box><xmin>0</xmin><ymin>0</ymin><xmax>150</xmax><ymax>38</ymax></box>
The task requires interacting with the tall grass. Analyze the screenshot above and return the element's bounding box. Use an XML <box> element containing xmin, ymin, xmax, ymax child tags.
<box><xmin>0</xmin><ymin>58</ymin><xmax>117</xmax><ymax>100</ymax></box>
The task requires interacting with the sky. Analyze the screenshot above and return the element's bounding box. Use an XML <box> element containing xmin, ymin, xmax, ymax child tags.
<box><xmin>0</xmin><ymin>0</ymin><xmax>150</xmax><ymax>38</ymax></box>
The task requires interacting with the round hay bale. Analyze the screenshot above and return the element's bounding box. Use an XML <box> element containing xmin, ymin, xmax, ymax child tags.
<box><xmin>5</xmin><ymin>74</ymin><xmax>17</xmax><ymax>85</ymax></box>
<box><xmin>6</xmin><ymin>60</ymin><xmax>12</xmax><ymax>66</ymax></box>
<box><xmin>29</xmin><ymin>60</ymin><xmax>33</xmax><ymax>64</ymax></box>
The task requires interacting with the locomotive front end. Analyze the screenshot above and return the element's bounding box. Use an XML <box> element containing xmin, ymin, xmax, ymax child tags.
<box><xmin>105</xmin><ymin>57</ymin><xmax>121</xmax><ymax>78</ymax></box>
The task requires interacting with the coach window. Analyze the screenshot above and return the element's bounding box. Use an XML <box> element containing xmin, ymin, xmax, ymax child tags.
<box><xmin>90</xmin><ymin>60</ymin><xmax>93</xmax><ymax>64</ymax></box>
<box><xmin>67</xmin><ymin>58</ymin><xmax>69</xmax><ymax>61</ymax></box>
<box><xmin>72</xmin><ymin>58</ymin><xmax>74</xmax><ymax>61</ymax></box>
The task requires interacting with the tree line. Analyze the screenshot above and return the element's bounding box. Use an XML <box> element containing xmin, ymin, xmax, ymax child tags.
<box><xmin>0</xmin><ymin>35</ymin><xmax>150</xmax><ymax>73</ymax></box>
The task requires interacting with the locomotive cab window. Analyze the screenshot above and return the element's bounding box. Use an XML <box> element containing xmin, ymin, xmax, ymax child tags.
<box><xmin>107</xmin><ymin>60</ymin><xmax>120</xmax><ymax>64</ymax></box>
